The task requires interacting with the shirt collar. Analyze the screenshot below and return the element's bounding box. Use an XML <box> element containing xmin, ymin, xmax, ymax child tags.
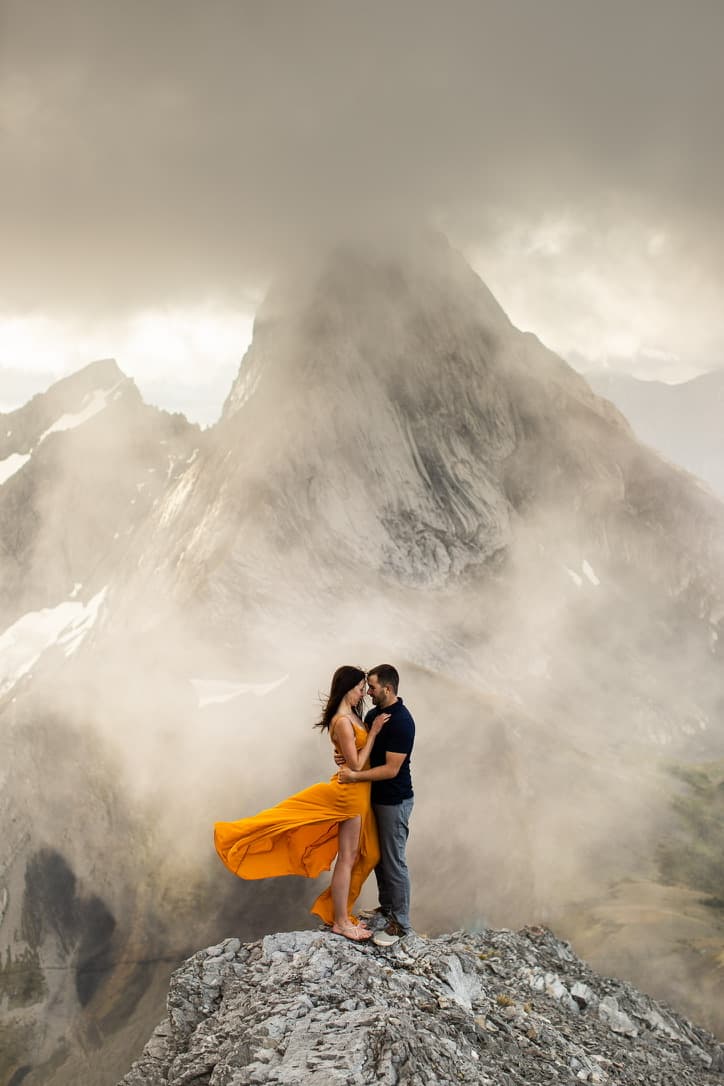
<box><xmin>381</xmin><ymin>696</ymin><xmax>403</xmax><ymax>711</ymax></box>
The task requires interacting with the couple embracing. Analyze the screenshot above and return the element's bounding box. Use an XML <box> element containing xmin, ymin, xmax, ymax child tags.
<box><xmin>214</xmin><ymin>665</ymin><xmax>415</xmax><ymax>945</ymax></box>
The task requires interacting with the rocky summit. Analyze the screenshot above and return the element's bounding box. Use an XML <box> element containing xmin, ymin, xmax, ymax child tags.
<box><xmin>121</xmin><ymin>927</ymin><xmax>724</xmax><ymax>1086</ymax></box>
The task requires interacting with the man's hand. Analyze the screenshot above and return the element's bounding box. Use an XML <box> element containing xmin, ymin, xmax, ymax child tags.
<box><xmin>338</xmin><ymin>766</ymin><xmax>357</xmax><ymax>784</ymax></box>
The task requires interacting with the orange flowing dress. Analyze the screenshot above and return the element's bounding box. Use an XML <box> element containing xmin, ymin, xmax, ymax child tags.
<box><xmin>213</xmin><ymin>721</ymin><xmax>380</xmax><ymax>924</ymax></box>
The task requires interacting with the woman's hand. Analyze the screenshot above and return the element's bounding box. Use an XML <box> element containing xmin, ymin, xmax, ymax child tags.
<box><xmin>370</xmin><ymin>712</ymin><xmax>390</xmax><ymax>736</ymax></box>
<box><xmin>331</xmin><ymin>711</ymin><xmax>389</xmax><ymax>777</ymax></box>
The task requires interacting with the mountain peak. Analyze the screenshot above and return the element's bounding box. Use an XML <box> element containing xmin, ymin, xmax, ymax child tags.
<box><xmin>255</xmin><ymin>231</ymin><xmax>513</xmax><ymax>341</ymax></box>
<box><xmin>66</xmin><ymin>356</ymin><xmax>126</xmax><ymax>385</ymax></box>
<box><xmin>0</xmin><ymin>357</ymin><xmax>137</xmax><ymax>459</ymax></box>
<box><xmin>37</xmin><ymin>357</ymin><xmax>129</xmax><ymax>408</ymax></box>
<box><xmin>215</xmin><ymin>235</ymin><xmax>650</xmax><ymax>590</ymax></box>
<box><xmin>221</xmin><ymin>233</ymin><xmax>514</xmax><ymax>433</ymax></box>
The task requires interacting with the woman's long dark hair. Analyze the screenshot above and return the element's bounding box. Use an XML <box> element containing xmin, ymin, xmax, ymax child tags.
<box><xmin>315</xmin><ymin>665</ymin><xmax>366</xmax><ymax>732</ymax></box>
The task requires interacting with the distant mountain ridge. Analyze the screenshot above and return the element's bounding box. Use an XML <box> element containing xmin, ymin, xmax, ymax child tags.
<box><xmin>586</xmin><ymin>369</ymin><xmax>724</xmax><ymax>499</ymax></box>
<box><xmin>0</xmin><ymin>359</ymin><xmax>199</xmax><ymax>632</ymax></box>
<box><xmin>0</xmin><ymin>359</ymin><xmax>125</xmax><ymax>456</ymax></box>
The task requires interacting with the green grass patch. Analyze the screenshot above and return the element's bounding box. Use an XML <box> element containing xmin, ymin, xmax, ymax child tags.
<box><xmin>658</xmin><ymin>760</ymin><xmax>724</xmax><ymax>905</ymax></box>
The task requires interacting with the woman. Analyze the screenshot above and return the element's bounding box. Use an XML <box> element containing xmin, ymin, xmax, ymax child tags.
<box><xmin>214</xmin><ymin>666</ymin><xmax>389</xmax><ymax>942</ymax></box>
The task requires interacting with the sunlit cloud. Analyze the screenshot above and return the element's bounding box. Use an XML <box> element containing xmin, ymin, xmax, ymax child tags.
<box><xmin>468</xmin><ymin>213</ymin><xmax>724</xmax><ymax>383</ymax></box>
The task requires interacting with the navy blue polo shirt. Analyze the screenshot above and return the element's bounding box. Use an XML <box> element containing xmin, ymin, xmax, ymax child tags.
<box><xmin>365</xmin><ymin>697</ymin><xmax>415</xmax><ymax>805</ymax></box>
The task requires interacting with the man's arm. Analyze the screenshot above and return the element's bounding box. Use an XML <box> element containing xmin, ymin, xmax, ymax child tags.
<box><xmin>339</xmin><ymin>751</ymin><xmax>406</xmax><ymax>783</ymax></box>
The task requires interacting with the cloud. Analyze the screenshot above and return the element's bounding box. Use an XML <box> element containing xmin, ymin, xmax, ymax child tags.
<box><xmin>1</xmin><ymin>0</ymin><xmax>723</xmax><ymax>402</ymax></box>
<box><xmin>2</xmin><ymin>1</ymin><xmax>723</xmax><ymax>304</ymax></box>
<box><xmin>468</xmin><ymin>213</ymin><xmax>724</xmax><ymax>379</ymax></box>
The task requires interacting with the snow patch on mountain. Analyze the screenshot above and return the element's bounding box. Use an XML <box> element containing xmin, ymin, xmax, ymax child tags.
<box><xmin>190</xmin><ymin>675</ymin><xmax>289</xmax><ymax>707</ymax></box>
<box><xmin>582</xmin><ymin>560</ymin><xmax>601</xmax><ymax>586</ymax></box>
<box><xmin>0</xmin><ymin>451</ymin><xmax>31</xmax><ymax>485</ymax></box>
<box><xmin>159</xmin><ymin>463</ymin><xmax>200</xmax><ymax>527</ymax></box>
<box><xmin>0</xmin><ymin>588</ymin><xmax>108</xmax><ymax>693</ymax></box>
<box><xmin>564</xmin><ymin>560</ymin><xmax>601</xmax><ymax>588</ymax></box>
<box><xmin>58</xmin><ymin>588</ymin><xmax>108</xmax><ymax>656</ymax></box>
<box><xmin>37</xmin><ymin>380</ymin><xmax>125</xmax><ymax>445</ymax></box>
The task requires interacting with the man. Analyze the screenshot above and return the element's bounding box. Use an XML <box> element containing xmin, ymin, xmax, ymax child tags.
<box><xmin>337</xmin><ymin>664</ymin><xmax>415</xmax><ymax>946</ymax></box>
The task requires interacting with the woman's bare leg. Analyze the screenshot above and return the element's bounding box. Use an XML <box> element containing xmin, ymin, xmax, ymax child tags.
<box><xmin>331</xmin><ymin>816</ymin><xmax>364</xmax><ymax>931</ymax></box>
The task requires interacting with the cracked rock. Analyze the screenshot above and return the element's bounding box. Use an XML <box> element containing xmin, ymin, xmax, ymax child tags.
<box><xmin>120</xmin><ymin>927</ymin><xmax>724</xmax><ymax>1085</ymax></box>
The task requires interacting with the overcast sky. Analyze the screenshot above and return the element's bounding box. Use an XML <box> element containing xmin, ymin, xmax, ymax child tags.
<box><xmin>2</xmin><ymin>0</ymin><xmax>723</xmax><ymax>422</ymax></box>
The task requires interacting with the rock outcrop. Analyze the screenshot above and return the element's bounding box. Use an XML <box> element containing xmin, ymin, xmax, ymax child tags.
<box><xmin>121</xmin><ymin>926</ymin><xmax>724</xmax><ymax>1085</ymax></box>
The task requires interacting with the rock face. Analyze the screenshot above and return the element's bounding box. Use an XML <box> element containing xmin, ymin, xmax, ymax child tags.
<box><xmin>130</xmin><ymin>235</ymin><xmax>724</xmax><ymax>629</ymax></box>
<box><xmin>0</xmin><ymin>358</ymin><xmax>198</xmax><ymax>629</ymax></box>
<box><xmin>121</xmin><ymin>927</ymin><xmax>724</xmax><ymax>1086</ymax></box>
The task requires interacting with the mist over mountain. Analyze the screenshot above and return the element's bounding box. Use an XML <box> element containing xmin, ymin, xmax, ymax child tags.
<box><xmin>586</xmin><ymin>369</ymin><xmax>724</xmax><ymax>500</ymax></box>
<box><xmin>2</xmin><ymin>235</ymin><xmax>724</xmax><ymax>1084</ymax></box>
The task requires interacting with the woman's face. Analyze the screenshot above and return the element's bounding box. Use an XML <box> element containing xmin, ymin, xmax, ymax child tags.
<box><xmin>350</xmin><ymin>678</ymin><xmax>366</xmax><ymax>706</ymax></box>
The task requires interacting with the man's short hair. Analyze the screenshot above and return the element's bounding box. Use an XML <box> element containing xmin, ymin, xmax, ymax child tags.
<box><xmin>369</xmin><ymin>664</ymin><xmax>399</xmax><ymax>694</ymax></box>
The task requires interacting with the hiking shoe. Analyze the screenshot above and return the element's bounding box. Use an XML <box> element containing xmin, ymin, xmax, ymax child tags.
<box><xmin>359</xmin><ymin>908</ymin><xmax>390</xmax><ymax>932</ymax></box>
<box><xmin>372</xmin><ymin>919</ymin><xmax>408</xmax><ymax>947</ymax></box>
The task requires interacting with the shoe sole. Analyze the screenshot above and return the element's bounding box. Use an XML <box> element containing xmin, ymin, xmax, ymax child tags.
<box><xmin>372</xmin><ymin>932</ymin><xmax>401</xmax><ymax>947</ymax></box>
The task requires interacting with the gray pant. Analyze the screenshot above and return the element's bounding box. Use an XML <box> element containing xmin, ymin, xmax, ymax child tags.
<box><xmin>373</xmin><ymin>797</ymin><xmax>414</xmax><ymax>932</ymax></box>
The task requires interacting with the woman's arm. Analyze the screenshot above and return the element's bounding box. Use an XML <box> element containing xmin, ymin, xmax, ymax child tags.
<box><xmin>332</xmin><ymin>714</ymin><xmax>389</xmax><ymax>772</ymax></box>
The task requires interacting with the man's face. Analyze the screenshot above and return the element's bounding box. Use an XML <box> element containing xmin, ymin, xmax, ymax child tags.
<box><xmin>367</xmin><ymin>674</ymin><xmax>386</xmax><ymax>706</ymax></box>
